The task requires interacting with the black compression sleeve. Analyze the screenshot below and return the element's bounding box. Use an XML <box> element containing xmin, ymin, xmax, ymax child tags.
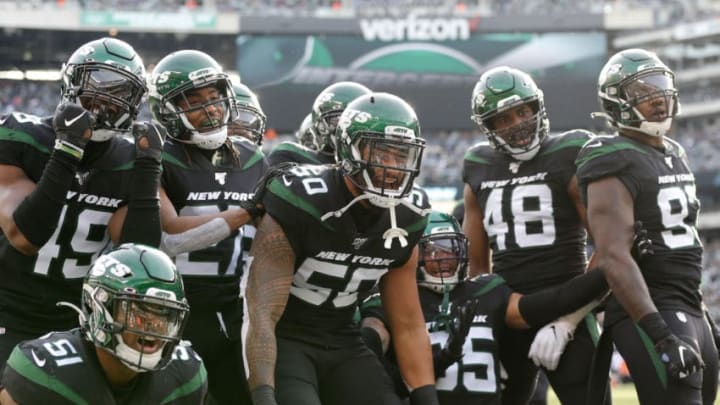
<box><xmin>409</xmin><ymin>384</ymin><xmax>440</xmax><ymax>405</ymax></box>
<box><xmin>518</xmin><ymin>269</ymin><xmax>609</xmax><ymax>328</ymax></box>
<box><xmin>361</xmin><ymin>326</ymin><xmax>384</xmax><ymax>359</ymax></box>
<box><xmin>119</xmin><ymin>158</ymin><xmax>161</xmax><ymax>247</ymax></box>
<box><xmin>12</xmin><ymin>149</ymin><xmax>79</xmax><ymax>247</ymax></box>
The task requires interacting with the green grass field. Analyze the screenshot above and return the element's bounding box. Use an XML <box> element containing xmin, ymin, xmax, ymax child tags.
<box><xmin>547</xmin><ymin>383</ymin><xmax>638</xmax><ymax>404</ymax></box>
<box><xmin>547</xmin><ymin>383</ymin><xmax>720</xmax><ymax>405</ymax></box>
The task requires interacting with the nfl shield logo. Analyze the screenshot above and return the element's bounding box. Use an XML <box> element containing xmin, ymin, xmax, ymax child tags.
<box><xmin>215</xmin><ymin>172</ymin><xmax>227</xmax><ymax>186</ymax></box>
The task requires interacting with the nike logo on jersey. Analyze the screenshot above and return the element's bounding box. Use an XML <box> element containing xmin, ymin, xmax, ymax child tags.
<box><xmin>64</xmin><ymin>111</ymin><xmax>86</xmax><ymax>127</ymax></box>
<box><xmin>30</xmin><ymin>349</ymin><xmax>46</xmax><ymax>367</ymax></box>
<box><xmin>282</xmin><ymin>175</ymin><xmax>293</xmax><ymax>187</ymax></box>
<box><xmin>678</xmin><ymin>345</ymin><xmax>687</xmax><ymax>368</ymax></box>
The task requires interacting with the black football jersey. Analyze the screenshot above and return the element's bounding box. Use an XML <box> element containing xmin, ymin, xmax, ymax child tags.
<box><xmin>266</xmin><ymin>141</ymin><xmax>335</xmax><ymax>166</ymax></box>
<box><xmin>262</xmin><ymin>164</ymin><xmax>429</xmax><ymax>347</ymax></box>
<box><xmin>0</xmin><ymin>112</ymin><xmax>137</xmax><ymax>333</ymax></box>
<box><xmin>361</xmin><ymin>274</ymin><xmax>512</xmax><ymax>405</ymax></box>
<box><xmin>161</xmin><ymin>138</ymin><xmax>268</xmax><ymax>309</ymax></box>
<box><xmin>462</xmin><ymin>131</ymin><xmax>593</xmax><ymax>293</ymax></box>
<box><xmin>1</xmin><ymin>329</ymin><xmax>207</xmax><ymax>405</ymax></box>
<box><xmin>576</xmin><ymin>135</ymin><xmax>704</xmax><ymax>324</ymax></box>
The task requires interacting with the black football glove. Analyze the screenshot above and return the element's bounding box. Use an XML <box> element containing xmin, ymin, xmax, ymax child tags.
<box><xmin>655</xmin><ymin>334</ymin><xmax>704</xmax><ymax>379</ymax></box>
<box><xmin>639</xmin><ymin>312</ymin><xmax>704</xmax><ymax>380</ymax></box>
<box><xmin>444</xmin><ymin>298</ymin><xmax>481</xmax><ymax>361</ymax></box>
<box><xmin>53</xmin><ymin>102</ymin><xmax>95</xmax><ymax>159</ymax></box>
<box><xmin>240</xmin><ymin>162</ymin><xmax>298</xmax><ymax>221</ymax></box>
<box><xmin>631</xmin><ymin>220</ymin><xmax>654</xmax><ymax>261</ymax></box>
<box><xmin>132</xmin><ymin>121</ymin><xmax>167</xmax><ymax>163</ymax></box>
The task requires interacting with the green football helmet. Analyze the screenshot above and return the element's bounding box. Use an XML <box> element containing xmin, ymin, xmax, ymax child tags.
<box><xmin>417</xmin><ymin>211</ymin><xmax>468</xmax><ymax>293</ymax></box>
<box><xmin>595</xmin><ymin>48</ymin><xmax>679</xmax><ymax>138</ymax></box>
<box><xmin>336</xmin><ymin>92</ymin><xmax>425</xmax><ymax>203</ymax></box>
<box><xmin>230</xmin><ymin>82</ymin><xmax>266</xmax><ymax>145</ymax></box>
<box><xmin>471</xmin><ymin>66</ymin><xmax>549</xmax><ymax>161</ymax></box>
<box><xmin>312</xmin><ymin>81</ymin><xmax>371</xmax><ymax>154</ymax></box>
<box><xmin>149</xmin><ymin>50</ymin><xmax>235</xmax><ymax>150</ymax></box>
<box><xmin>81</xmin><ymin>244</ymin><xmax>189</xmax><ymax>372</ymax></box>
<box><xmin>296</xmin><ymin>113</ymin><xmax>319</xmax><ymax>150</ymax></box>
<box><xmin>60</xmin><ymin>37</ymin><xmax>147</xmax><ymax>142</ymax></box>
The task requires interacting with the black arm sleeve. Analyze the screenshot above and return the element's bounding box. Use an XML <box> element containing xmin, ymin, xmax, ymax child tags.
<box><xmin>518</xmin><ymin>269</ymin><xmax>609</xmax><ymax>328</ymax></box>
<box><xmin>119</xmin><ymin>158</ymin><xmax>161</xmax><ymax>247</ymax></box>
<box><xmin>12</xmin><ymin>150</ymin><xmax>79</xmax><ymax>248</ymax></box>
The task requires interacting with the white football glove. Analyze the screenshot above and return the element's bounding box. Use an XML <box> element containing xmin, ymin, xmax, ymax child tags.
<box><xmin>528</xmin><ymin>301</ymin><xmax>599</xmax><ymax>370</ymax></box>
<box><xmin>528</xmin><ymin>317</ymin><xmax>577</xmax><ymax>370</ymax></box>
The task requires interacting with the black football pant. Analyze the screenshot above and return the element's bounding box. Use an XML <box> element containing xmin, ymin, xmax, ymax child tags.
<box><xmin>183</xmin><ymin>299</ymin><xmax>251</xmax><ymax>405</ymax></box>
<box><xmin>498</xmin><ymin>316</ymin><xmax>611</xmax><ymax>405</ymax></box>
<box><xmin>610</xmin><ymin>310</ymin><xmax>718</xmax><ymax>405</ymax></box>
<box><xmin>275</xmin><ymin>336</ymin><xmax>403</xmax><ymax>405</ymax></box>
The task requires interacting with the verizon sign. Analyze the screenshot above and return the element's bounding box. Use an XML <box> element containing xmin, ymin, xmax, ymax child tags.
<box><xmin>360</xmin><ymin>17</ymin><xmax>471</xmax><ymax>42</ymax></box>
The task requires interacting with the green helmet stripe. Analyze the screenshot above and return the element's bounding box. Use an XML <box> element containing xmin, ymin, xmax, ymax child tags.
<box><xmin>161</xmin><ymin>360</ymin><xmax>208</xmax><ymax>404</ymax></box>
<box><xmin>575</xmin><ymin>142</ymin><xmax>649</xmax><ymax>169</ymax></box>
<box><xmin>470</xmin><ymin>275</ymin><xmax>506</xmax><ymax>298</ymax></box>
<box><xmin>267</xmin><ymin>179</ymin><xmax>335</xmax><ymax>231</ymax></box>
<box><xmin>6</xmin><ymin>347</ymin><xmax>89</xmax><ymax>405</ymax></box>
<box><xmin>241</xmin><ymin>149</ymin><xmax>266</xmax><ymax>170</ymax></box>
<box><xmin>0</xmin><ymin>127</ymin><xmax>50</xmax><ymax>154</ymax></box>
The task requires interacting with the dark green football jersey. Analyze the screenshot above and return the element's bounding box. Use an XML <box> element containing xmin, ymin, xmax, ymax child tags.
<box><xmin>462</xmin><ymin>130</ymin><xmax>593</xmax><ymax>293</ymax></box>
<box><xmin>576</xmin><ymin>134</ymin><xmax>703</xmax><ymax>324</ymax></box>
<box><xmin>161</xmin><ymin>138</ymin><xmax>268</xmax><ymax>309</ymax></box>
<box><xmin>262</xmin><ymin>164</ymin><xmax>429</xmax><ymax>347</ymax></box>
<box><xmin>361</xmin><ymin>274</ymin><xmax>511</xmax><ymax>405</ymax></box>
<box><xmin>1</xmin><ymin>329</ymin><xmax>207</xmax><ymax>405</ymax></box>
<box><xmin>0</xmin><ymin>112</ymin><xmax>137</xmax><ymax>333</ymax></box>
<box><xmin>266</xmin><ymin>141</ymin><xmax>335</xmax><ymax>166</ymax></box>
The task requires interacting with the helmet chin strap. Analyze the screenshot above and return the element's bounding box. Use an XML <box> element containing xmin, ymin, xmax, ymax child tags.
<box><xmin>114</xmin><ymin>335</ymin><xmax>164</xmax><ymax>373</ymax></box>
<box><xmin>321</xmin><ymin>192</ymin><xmax>431</xmax><ymax>250</ymax></box>
<box><xmin>629</xmin><ymin>107</ymin><xmax>672</xmax><ymax>137</ymax></box>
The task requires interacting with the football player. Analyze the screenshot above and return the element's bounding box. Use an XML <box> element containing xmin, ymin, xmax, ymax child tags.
<box><xmin>228</xmin><ymin>82</ymin><xmax>267</xmax><ymax>146</ymax></box>
<box><xmin>578</xmin><ymin>48</ymin><xmax>717</xmax><ymax>404</ymax></box>
<box><xmin>462</xmin><ymin>66</ymin><xmax>606</xmax><ymax>404</ymax></box>
<box><xmin>245</xmin><ymin>93</ymin><xmax>440</xmax><ymax>405</ymax></box>
<box><xmin>295</xmin><ymin>113</ymin><xmax>319</xmax><ymax>151</ymax></box>
<box><xmin>360</xmin><ymin>211</ymin><xmax>609</xmax><ymax>404</ymax></box>
<box><xmin>149</xmin><ymin>50</ymin><xmax>268</xmax><ymax>404</ymax></box>
<box><xmin>0</xmin><ymin>244</ymin><xmax>207</xmax><ymax>404</ymax></box>
<box><xmin>266</xmin><ymin>81</ymin><xmax>370</xmax><ymax>166</ymax></box>
<box><xmin>0</xmin><ymin>37</ymin><xmax>165</xmax><ymax>366</ymax></box>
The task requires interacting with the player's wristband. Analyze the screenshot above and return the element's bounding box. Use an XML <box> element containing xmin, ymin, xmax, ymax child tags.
<box><xmin>637</xmin><ymin>312</ymin><xmax>671</xmax><ymax>344</ymax></box>
<box><xmin>409</xmin><ymin>384</ymin><xmax>440</xmax><ymax>405</ymax></box>
<box><xmin>54</xmin><ymin>139</ymin><xmax>84</xmax><ymax>161</ymax></box>
<box><xmin>250</xmin><ymin>385</ymin><xmax>278</xmax><ymax>405</ymax></box>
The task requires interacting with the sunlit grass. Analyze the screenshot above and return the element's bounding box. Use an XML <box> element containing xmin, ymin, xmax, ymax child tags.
<box><xmin>547</xmin><ymin>383</ymin><xmax>720</xmax><ymax>405</ymax></box>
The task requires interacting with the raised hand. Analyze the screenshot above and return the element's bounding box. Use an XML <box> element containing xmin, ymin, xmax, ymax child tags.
<box><xmin>53</xmin><ymin>102</ymin><xmax>95</xmax><ymax>159</ymax></box>
<box><xmin>444</xmin><ymin>298</ymin><xmax>481</xmax><ymax>361</ymax></box>
<box><xmin>132</xmin><ymin>121</ymin><xmax>167</xmax><ymax>163</ymax></box>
